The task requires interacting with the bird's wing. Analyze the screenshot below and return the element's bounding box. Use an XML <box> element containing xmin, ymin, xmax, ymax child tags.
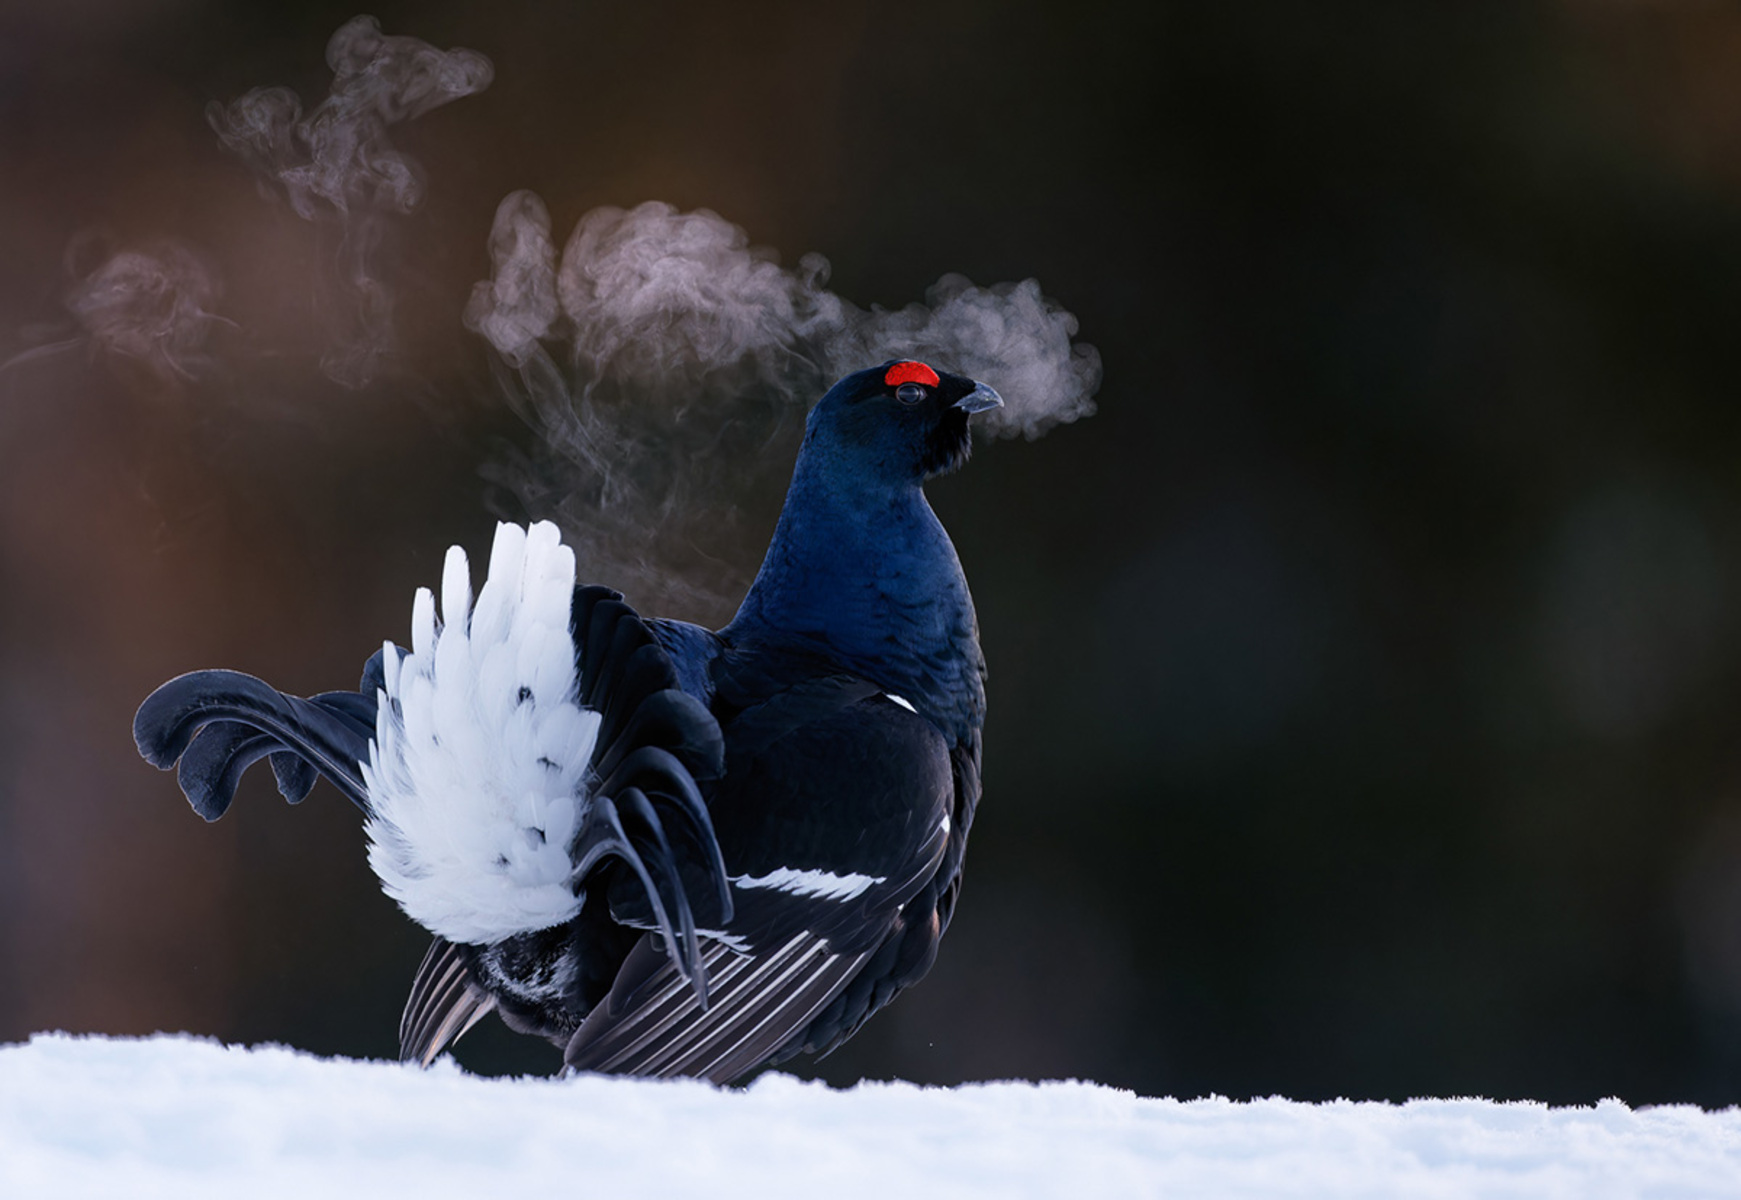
<box><xmin>566</xmin><ymin>678</ymin><xmax>954</xmax><ymax>1083</ymax></box>
<box><xmin>789</xmin><ymin>728</ymin><xmax>983</xmax><ymax>1061</ymax></box>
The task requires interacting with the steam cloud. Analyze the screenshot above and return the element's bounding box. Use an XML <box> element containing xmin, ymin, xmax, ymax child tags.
<box><xmin>209</xmin><ymin>15</ymin><xmax>492</xmax><ymax>386</ymax></box>
<box><xmin>470</xmin><ymin>198</ymin><xmax>1100</xmax><ymax>439</ymax></box>
<box><xmin>467</xmin><ymin>197</ymin><xmax>1102</xmax><ymax>619</ymax></box>
<box><xmin>20</xmin><ymin>13</ymin><xmax>1097</xmax><ymax>626</ymax></box>
<box><xmin>63</xmin><ymin>238</ymin><xmax>226</xmax><ymax>382</ymax></box>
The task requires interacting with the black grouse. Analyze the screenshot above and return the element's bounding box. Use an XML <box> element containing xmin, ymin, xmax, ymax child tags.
<box><xmin>135</xmin><ymin>359</ymin><xmax>1001</xmax><ymax>1083</ymax></box>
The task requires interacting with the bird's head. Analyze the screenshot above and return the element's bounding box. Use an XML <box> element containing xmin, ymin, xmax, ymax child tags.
<box><xmin>802</xmin><ymin>360</ymin><xmax>1004</xmax><ymax>487</ymax></box>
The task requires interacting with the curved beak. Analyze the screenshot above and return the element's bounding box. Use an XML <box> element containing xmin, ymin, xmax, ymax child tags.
<box><xmin>953</xmin><ymin>381</ymin><xmax>1004</xmax><ymax>415</ymax></box>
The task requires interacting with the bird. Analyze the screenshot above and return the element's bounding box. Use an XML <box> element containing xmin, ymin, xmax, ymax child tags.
<box><xmin>134</xmin><ymin>359</ymin><xmax>1001</xmax><ymax>1084</ymax></box>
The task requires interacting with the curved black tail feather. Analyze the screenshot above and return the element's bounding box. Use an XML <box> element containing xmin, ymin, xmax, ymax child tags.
<box><xmin>136</xmin><ymin>577</ymin><xmax>736</xmax><ymax>1066</ymax></box>
<box><xmin>573</xmin><ymin>586</ymin><xmax>732</xmax><ymax>927</ymax></box>
<box><xmin>133</xmin><ymin>666</ymin><xmax>380</xmax><ymax>820</ymax></box>
<box><xmin>570</xmin><ymin>585</ymin><xmax>733</xmax><ymax>1007</ymax></box>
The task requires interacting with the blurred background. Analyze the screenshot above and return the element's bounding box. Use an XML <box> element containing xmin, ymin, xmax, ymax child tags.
<box><xmin>6</xmin><ymin>0</ymin><xmax>1741</xmax><ymax>1106</ymax></box>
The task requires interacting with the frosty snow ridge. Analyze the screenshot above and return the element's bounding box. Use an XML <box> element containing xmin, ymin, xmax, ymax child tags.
<box><xmin>2</xmin><ymin>1033</ymin><xmax>1738</xmax><ymax>1200</ymax></box>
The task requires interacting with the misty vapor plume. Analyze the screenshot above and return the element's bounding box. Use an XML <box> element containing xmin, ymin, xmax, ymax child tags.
<box><xmin>208</xmin><ymin>15</ymin><xmax>493</xmax><ymax>386</ymax></box>
<box><xmin>13</xmin><ymin>11</ymin><xmax>1098</xmax><ymax>628</ymax></box>
<box><xmin>5</xmin><ymin>236</ymin><xmax>225</xmax><ymax>383</ymax></box>
<box><xmin>467</xmin><ymin>194</ymin><xmax>1101</xmax><ymax>620</ymax></box>
<box><xmin>60</xmin><ymin>237</ymin><xmax>226</xmax><ymax>383</ymax></box>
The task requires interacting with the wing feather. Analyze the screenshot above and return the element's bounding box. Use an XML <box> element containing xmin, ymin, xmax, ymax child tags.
<box><xmin>564</xmin><ymin>932</ymin><xmax>872</xmax><ymax>1084</ymax></box>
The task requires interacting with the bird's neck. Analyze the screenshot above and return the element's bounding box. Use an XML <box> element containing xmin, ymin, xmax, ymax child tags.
<box><xmin>727</xmin><ymin>456</ymin><xmax>985</xmax><ymax>731</ymax></box>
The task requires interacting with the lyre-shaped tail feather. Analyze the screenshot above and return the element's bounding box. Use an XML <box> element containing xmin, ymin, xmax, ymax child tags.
<box><xmin>133</xmin><ymin>660</ymin><xmax>383</xmax><ymax>819</ymax></box>
<box><xmin>571</xmin><ymin>586</ymin><xmax>733</xmax><ymax>990</ymax></box>
<box><xmin>135</xmin><ymin>520</ymin><xmax>736</xmax><ymax>1047</ymax></box>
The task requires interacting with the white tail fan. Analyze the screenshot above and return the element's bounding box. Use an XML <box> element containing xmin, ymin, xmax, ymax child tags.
<box><xmin>362</xmin><ymin>521</ymin><xmax>600</xmax><ymax>945</ymax></box>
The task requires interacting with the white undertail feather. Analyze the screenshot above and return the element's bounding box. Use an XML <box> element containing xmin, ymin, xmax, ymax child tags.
<box><xmin>362</xmin><ymin>521</ymin><xmax>600</xmax><ymax>945</ymax></box>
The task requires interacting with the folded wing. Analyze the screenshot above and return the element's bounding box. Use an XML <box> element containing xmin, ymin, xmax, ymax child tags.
<box><xmin>564</xmin><ymin>679</ymin><xmax>955</xmax><ymax>1083</ymax></box>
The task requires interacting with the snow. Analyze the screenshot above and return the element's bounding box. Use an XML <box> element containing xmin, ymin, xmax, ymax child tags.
<box><xmin>2</xmin><ymin>1034</ymin><xmax>1738</xmax><ymax>1200</ymax></box>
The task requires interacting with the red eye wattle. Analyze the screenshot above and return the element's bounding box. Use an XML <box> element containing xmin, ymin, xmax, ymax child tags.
<box><xmin>884</xmin><ymin>361</ymin><xmax>940</xmax><ymax>388</ymax></box>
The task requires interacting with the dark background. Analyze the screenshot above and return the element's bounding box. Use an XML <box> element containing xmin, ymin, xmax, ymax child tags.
<box><xmin>6</xmin><ymin>0</ymin><xmax>1741</xmax><ymax>1106</ymax></box>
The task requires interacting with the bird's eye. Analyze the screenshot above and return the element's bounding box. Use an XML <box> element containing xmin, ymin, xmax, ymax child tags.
<box><xmin>895</xmin><ymin>382</ymin><xmax>927</xmax><ymax>405</ymax></box>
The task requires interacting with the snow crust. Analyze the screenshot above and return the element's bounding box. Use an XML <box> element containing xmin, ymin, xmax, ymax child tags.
<box><xmin>3</xmin><ymin>1034</ymin><xmax>1738</xmax><ymax>1200</ymax></box>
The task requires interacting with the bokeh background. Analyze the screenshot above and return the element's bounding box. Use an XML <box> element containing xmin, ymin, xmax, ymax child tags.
<box><xmin>6</xmin><ymin>0</ymin><xmax>1741</xmax><ymax>1105</ymax></box>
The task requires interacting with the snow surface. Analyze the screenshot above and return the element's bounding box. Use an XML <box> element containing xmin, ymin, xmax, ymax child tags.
<box><xmin>2</xmin><ymin>1034</ymin><xmax>1738</xmax><ymax>1199</ymax></box>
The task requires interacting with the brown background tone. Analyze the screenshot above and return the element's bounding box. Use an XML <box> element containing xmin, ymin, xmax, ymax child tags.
<box><xmin>6</xmin><ymin>0</ymin><xmax>1741</xmax><ymax>1103</ymax></box>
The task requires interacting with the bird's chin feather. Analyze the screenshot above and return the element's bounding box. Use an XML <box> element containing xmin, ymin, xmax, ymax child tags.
<box><xmin>921</xmin><ymin>412</ymin><xmax>974</xmax><ymax>478</ymax></box>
